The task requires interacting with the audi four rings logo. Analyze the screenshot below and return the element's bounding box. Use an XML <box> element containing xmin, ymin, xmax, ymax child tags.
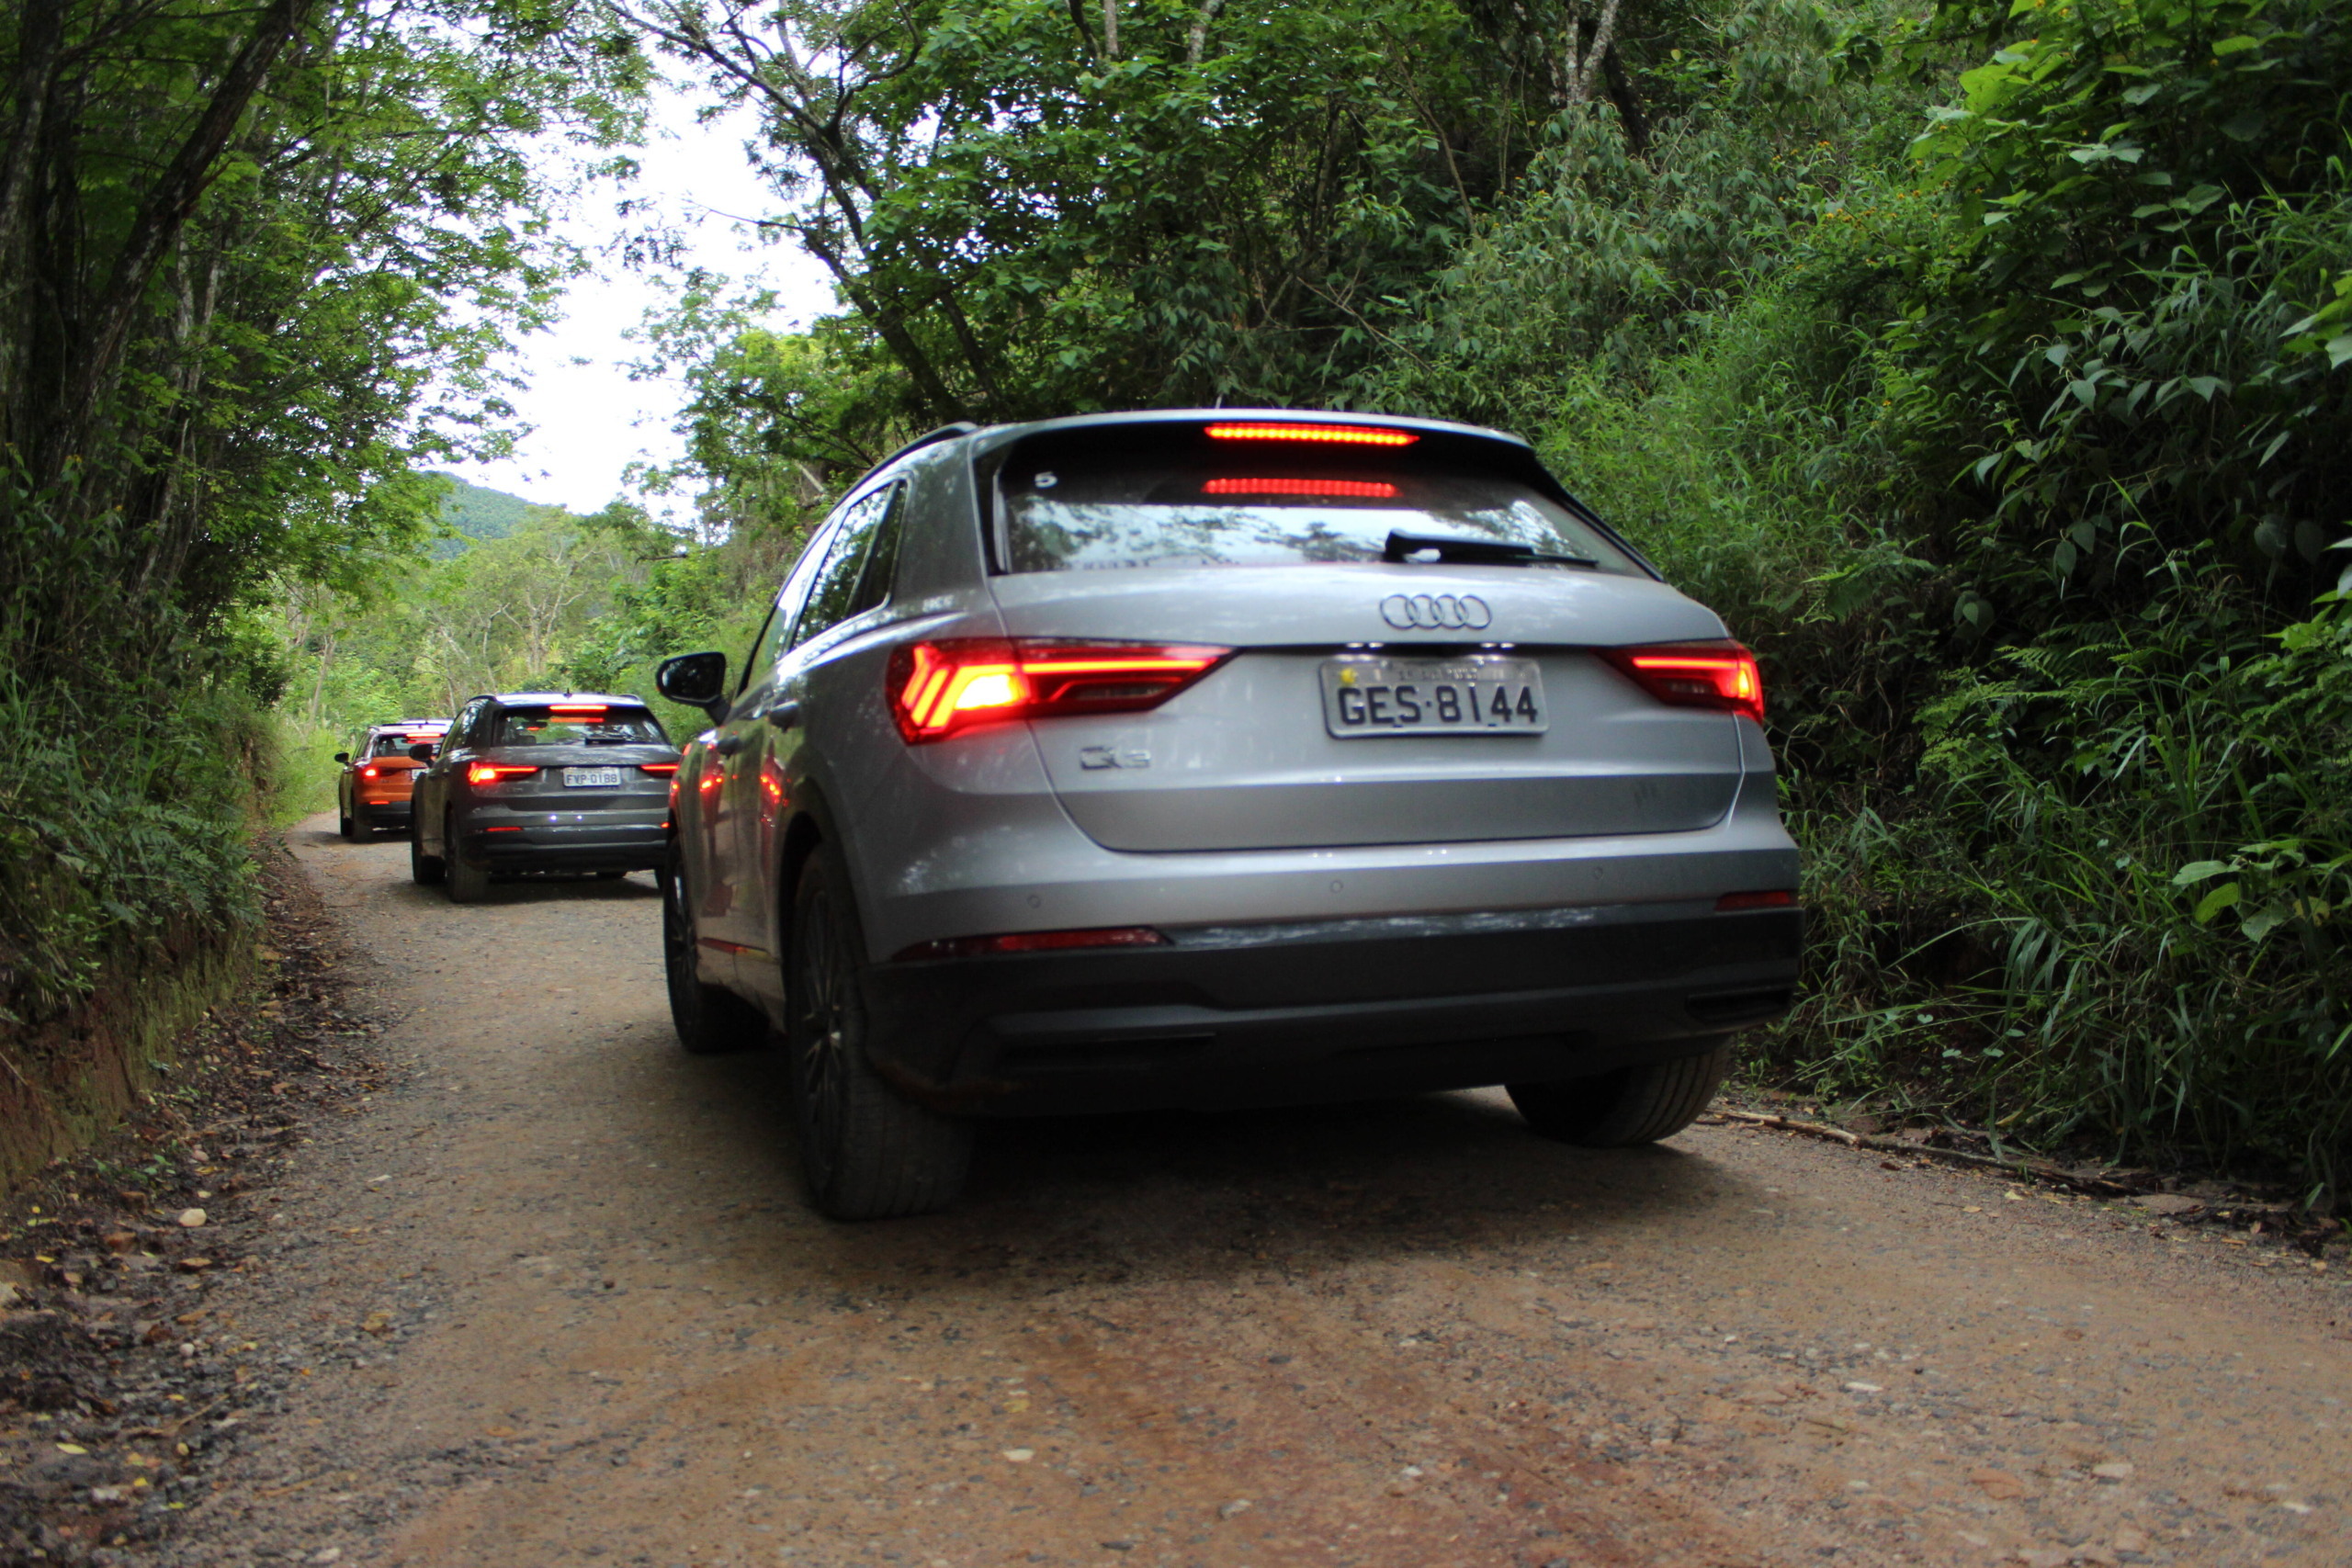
<box><xmin>1380</xmin><ymin>592</ymin><xmax>1492</xmax><ymax>630</ymax></box>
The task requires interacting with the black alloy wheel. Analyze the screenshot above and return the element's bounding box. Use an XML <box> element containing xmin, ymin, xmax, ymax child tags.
<box><xmin>662</xmin><ymin>845</ymin><xmax>765</xmax><ymax>1055</ymax></box>
<box><xmin>1507</xmin><ymin>1043</ymin><xmax>1733</xmax><ymax>1147</ymax></box>
<box><xmin>409</xmin><ymin>814</ymin><xmax>444</xmax><ymax>885</ymax></box>
<box><xmin>443</xmin><ymin>811</ymin><xmax>491</xmax><ymax>904</ymax></box>
<box><xmin>786</xmin><ymin>845</ymin><xmax>972</xmax><ymax>1221</ymax></box>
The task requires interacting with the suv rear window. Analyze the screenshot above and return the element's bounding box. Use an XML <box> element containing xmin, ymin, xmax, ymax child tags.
<box><xmin>996</xmin><ymin>427</ymin><xmax>1639</xmax><ymax>576</ymax></box>
<box><xmin>491</xmin><ymin>706</ymin><xmax>667</xmax><ymax>746</ymax></box>
<box><xmin>368</xmin><ymin>731</ymin><xmax>440</xmax><ymax>759</ymax></box>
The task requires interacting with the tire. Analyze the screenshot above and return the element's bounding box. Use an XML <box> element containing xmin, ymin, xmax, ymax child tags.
<box><xmin>409</xmin><ymin>817</ymin><xmax>444</xmax><ymax>885</ymax></box>
<box><xmin>338</xmin><ymin>796</ymin><xmax>356</xmax><ymax>840</ymax></box>
<box><xmin>1508</xmin><ymin>1043</ymin><xmax>1732</xmax><ymax>1147</ymax></box>
<box><xmin>353</xmin><ymin>806</ymin><xmax>373</xmax><ymax>836</ymax></box>
<box><xmin>444</xmin><ymin>813</ymin><xmax>492</xmax><ymax>904</ymax></box>
<box><xmin>787</xmin><ymin>845</ymin><xmax>973</xmax><ymax>1220</ymax></box>
<box><xmin>662</xmin><ymin>851</ymin><xmax>766</xmax><ymax>1055</ymax></box>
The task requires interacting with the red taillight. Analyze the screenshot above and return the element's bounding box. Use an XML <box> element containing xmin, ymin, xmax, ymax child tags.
<box><xmin>1715</xmin><ymin>889</ymin><xmax>1797</xmax><ymax>912</ymax></box>
<box><xmin>891</xmin><ymin>927</ymin><xmax>1169</xmax><ymax>962</ymax></box>
<box><xmin>888</xmin><ymin>638</ymin><xmax>1232</xmax><ymax>742</ymax></box>
<box><xmin>549</xmin><ymin>705</ymin><xmax>607</xmax><ymax>716</ymax></box>
<box><xmin>1597</xmin><ymin>640</ymin><xmax>1765</xmax><ymax>725</ymax></box>
<box><xmin>359</xmin><ymin>765</ymin><xmax>379</xmax><ymax>779</ymax></box>
<box><xmin>1205</xmin><ymin>422</ymin><xmax>1416</xmax><ymax>447</ymax></box>
<box><xmin>466</xmin><ymin>762</ymin><xmax>540</xmax><ymax>784</ymax></box>
<box><xmin>1202</xmin><ymin>477</ymin><xmax>1398</xmax><ymax>498</ymax></box>
<box><xmin>638</xmin><ymin>762</ymin><xmax>679</xmax><ymax>776</ymax></box>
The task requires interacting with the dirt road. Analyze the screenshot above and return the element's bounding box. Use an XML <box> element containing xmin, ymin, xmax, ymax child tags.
<box><xmin>158</xmin><ymin>818</ymin><xmax>2350</xmax><ymax>1568</ymax></box>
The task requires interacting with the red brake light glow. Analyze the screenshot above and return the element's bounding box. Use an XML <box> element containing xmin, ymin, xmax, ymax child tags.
<box><xmin>1597</xmin><ymin>640</ymin><xmax>1766</xmax><ymax>725</ymax></box>
<box><xmin>1715</xmin><ymin>889</ymin><xmax>1797</xmax><ymax>912</ymax></box>
<box><xmin>359</xmin><ymin>765</ymin><xmax>379</xmax><ymax>779</ymax></box>
<box><xmin>548</xmin><ymin>705</ymin><xmax>608</xmax><ymax>716</ymax></box>
<box><xmin>891</xmin><ymin>927</ymin><xmax>1169</xmax><ymax>963</ymax></box>
<box><xmin>889</xmin><ymin>639</ymin><xmax>1231</xmax><ymax>742</ymax></box>
<box><xmin>466</xmin><ymin>762</ymin><xmax>541</xmax><ymax>784</ymax></box>
<box><xmin>1204</xmin><ymin>422</ymin><xmax>1417</xmax><ymax>447</ymax></box>
<box><xmin>638</xmin><ymin>762</ymin><xmax>679</xmax><ymax>776</ymax></box>
<box><xmin>1202</xmin><ymin>477</ymin><xmax>1397</xmax><ymax>498</ymax></box>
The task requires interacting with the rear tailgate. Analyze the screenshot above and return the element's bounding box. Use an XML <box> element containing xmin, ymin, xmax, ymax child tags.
<box><xmin>990</xmin><ymin>567</ymin><xmax>1738</xmax><ymax>852</ymax></box>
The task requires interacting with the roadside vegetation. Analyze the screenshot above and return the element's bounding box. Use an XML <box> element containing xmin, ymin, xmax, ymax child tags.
<box><xmin>0</xmin><ymin>0</ymin><xmax>640</xmax><ymax>1183</ymax></box>
<box><xmin>7</xmin><ymin>0</ymin><xmax>2346</xmax><ymax>1203</ymax></box>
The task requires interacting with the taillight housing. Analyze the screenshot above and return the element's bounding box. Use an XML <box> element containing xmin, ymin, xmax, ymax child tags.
<box><xmin>888</xmin><ymin>638</ymin><xmax>1233</xmax><ymax>742</ymax></box>
<box><xmin>466</xmin><ymin>762</ymin><xmax>541</xmax><ymax>785</ymax></box>
<box><xmin>359</xmin><ymin>765</ymin><xmax>379</xmax><ymax>779</ymax></box>
<box><xmin>638</xmin><ymin>762</ymin><xmax>679</xmax><ymax>776</ymax></box>
<box><xmin>1596</xmin><ymin>640</ymin><xmax>1765</xmax><ymax>725</ymax></box>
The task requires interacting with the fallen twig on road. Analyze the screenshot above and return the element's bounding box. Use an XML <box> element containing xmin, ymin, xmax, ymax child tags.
<box><xmin>1700</xmin><ymin>1109</ymin><xmax>2137</xmax><ymax>1197</ymax></box>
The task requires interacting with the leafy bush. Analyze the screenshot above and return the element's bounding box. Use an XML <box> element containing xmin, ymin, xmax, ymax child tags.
<box><xmin>0</xmin><ymin>671</ymin><xmax>270</xmax><ymax>1029</ymax></box>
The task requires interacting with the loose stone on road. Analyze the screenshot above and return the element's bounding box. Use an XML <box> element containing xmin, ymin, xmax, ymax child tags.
<box><xmin>164</xmin><ymin>818</ymin><xmax>2351</xmax><ymax>1566</ymax></box>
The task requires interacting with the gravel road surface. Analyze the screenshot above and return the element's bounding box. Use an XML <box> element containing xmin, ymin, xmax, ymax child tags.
<box><xmin>161</xmin><ymin>819</ymin><xmax>2352</xmax><ymax>1568</ymax></box>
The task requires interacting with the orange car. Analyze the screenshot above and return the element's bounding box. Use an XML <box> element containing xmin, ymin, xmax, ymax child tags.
<box><xmin>334</xmin><ymin>719</ymin><xmax>450</xmax><ymax>839</ymax></box>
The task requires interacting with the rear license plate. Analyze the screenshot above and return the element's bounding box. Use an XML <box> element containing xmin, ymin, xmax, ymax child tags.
<box><xmin>1319</xmin><ymin>656</ymin><xmax>1548</xmax><ymax>737</ymax></box>
<box><xmin>563</xmin><ymin>767</ymin><xmax>625</xmax><ymax>787</ymax></box>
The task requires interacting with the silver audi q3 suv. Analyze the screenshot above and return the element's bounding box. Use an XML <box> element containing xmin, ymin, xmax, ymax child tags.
<box><xmin>656</xmin><ymin>410</ymin><xmax>1802</xmax><ymax>1219</ymax></box>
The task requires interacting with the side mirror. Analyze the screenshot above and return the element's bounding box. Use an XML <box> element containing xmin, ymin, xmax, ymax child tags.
<box><xmin>656</xmin><ymin>650</ymin><xmax>731</xmax><ymax>722</ymax></box>
<box><xmin>407</xmin><ymin>743</ymin><xmax>436</xmax><ymax>762</ymax></box>
<box><xmin>333</xmin><ymin>751</ymin><xmax>350</xmax><ymax>764</ymax></box>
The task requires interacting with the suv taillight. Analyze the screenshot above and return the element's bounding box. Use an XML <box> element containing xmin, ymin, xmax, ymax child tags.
<box><xmin>1596</xmin><ymin>640</ymin><xmax>1765</xmax><ymax>725</ymax></box>
<box><xmin>466</xmin><ymin>762</ymin><xmax>541</xmax><ymax>784</ymax></box>
<box><xmin>888</xmin><ymin>638</ymin><xmax>1233</xmax><ymax>742</ymax></box>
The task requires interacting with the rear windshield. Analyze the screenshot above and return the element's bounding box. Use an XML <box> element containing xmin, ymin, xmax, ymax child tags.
<box><xmin>490</xmin><ymin>706</ymin><xmax>667</xmax><ymax>746</ymax></box>
<box><xmin>997</xmin><ymin>432</ymin><xmax>1640</xmax><ymax>576</ymax></box>
<box><xmin>368</xmin><ymin>732</ymin><xmax>439</xmax><ymax>759</ymax></box>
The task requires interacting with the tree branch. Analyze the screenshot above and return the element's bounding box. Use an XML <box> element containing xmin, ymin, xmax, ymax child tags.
<box><xmin>65</xmin><ymin>0</ymin><xmax>322</xmax><ymax>446</ymax></box>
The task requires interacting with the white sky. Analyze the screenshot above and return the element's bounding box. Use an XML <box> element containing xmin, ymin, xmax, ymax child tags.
<box><xmin>440</xmin><ymin>81</ymin><xmax>836</xmax><ymax>520</ymax></box>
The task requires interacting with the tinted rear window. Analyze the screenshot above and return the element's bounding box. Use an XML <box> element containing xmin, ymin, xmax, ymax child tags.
<box><xmin>368</xmin><ymin>731</ymin><xmax>440</xmax><ymax>759</ymax></box>
<box><xmin>491</xmin><ymin>706</ymin><xmax>667</xmax><ymax>746</ymax></box>
<box><xmin>997</xmin><ymin>428</ymin><xmax>1639</xmax><ymax>576</ymax></box>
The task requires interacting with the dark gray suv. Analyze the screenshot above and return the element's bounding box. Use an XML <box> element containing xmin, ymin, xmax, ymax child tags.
<box><xmin>409</xmin><ymin>692</ymin><xmax>680</xmax><ymax>903</ymax></box>
<box><xmin>657</xmin><ymin>412</ymin><xmax>1803</xmax><ymax>1220</ymax></box>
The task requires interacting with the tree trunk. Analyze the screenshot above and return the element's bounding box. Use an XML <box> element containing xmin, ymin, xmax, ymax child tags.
<box><xmin>1186</xmin><ymin>0</ymin><xmax>1226</xmax><ymax>63</ymax></box>
<box><xmin>59</xmin><ymin>0</ymin><xmax>322</xmax><ymax>477</ymax></box>
<box><xmin>1599</xmin><ymin>45</ymin><xmax>1650</xmax><ymax>160</ymax></box>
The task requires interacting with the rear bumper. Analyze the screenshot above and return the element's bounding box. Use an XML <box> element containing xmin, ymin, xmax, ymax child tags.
<box><xmin>864</xmin><ymin>903</ymin><xmax>1802</xmax><ymax>1115</ymax></box>
<box><xmin>357</xmin><ymin>797</ymin><xmax>413</xmax><ymax>824</ymax></box>
<box><xmin>464</xmin><ymin>810</ymin><xmax>668</xmax><ymax>873</ymax></box>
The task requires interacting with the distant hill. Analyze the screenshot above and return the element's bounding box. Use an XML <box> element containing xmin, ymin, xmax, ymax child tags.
<box><xmin>426</xmin><ymin>473</ymin><xmax>557</xmax><ymax>558</ymax></box>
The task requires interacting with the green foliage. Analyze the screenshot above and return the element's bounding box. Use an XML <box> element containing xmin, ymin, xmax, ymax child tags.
<box><xmin>1891</xmin><ymin>0</ymin><xmax>2352</xmax><ymax>627</ymax></box>
<box><xmin>1479</xmin><ymin>0</ymin><xmax>2352</xmax><ymax>1196</ymax></box>
<box><xmin>0</xmin><ymin>0</ymin><xmax>642</xmax><ymax>1044</ymax></box>
<box><xmin>0</xmin><ymin>671</ymin><xmax>268</xmax><ymax>1029</ymax></box>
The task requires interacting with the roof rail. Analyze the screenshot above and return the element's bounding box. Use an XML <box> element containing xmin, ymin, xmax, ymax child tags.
<box><xmin>857</xmin><ymin>422</ymin><xmax>978</xmax><ymax>486</ymax></box>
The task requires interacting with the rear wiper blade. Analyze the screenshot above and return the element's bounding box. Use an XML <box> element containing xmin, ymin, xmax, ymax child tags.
<box><xmin>1383</xmin><ymin>529</ymin><xmax>1598</xmax><ymax>569</ymax></box>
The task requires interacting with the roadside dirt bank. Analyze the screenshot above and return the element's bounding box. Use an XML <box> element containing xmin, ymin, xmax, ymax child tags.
<box><xmin>16</xmin><ymin>817</ymin><xmax>2352</xmax><ymax>1568</ymax></box>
